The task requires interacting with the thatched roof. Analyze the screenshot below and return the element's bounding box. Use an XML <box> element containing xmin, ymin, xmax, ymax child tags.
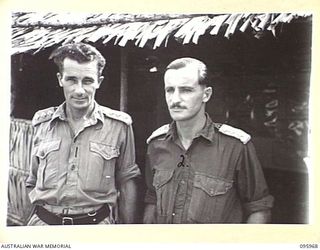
<box><xmin>12</xmin><ymin>12</ymin><xmax>311</xmax><ymax>55</ymax></box>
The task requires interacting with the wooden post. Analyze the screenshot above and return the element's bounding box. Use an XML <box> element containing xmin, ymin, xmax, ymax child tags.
<box><xmin>120</xmin><ymin>48</ymin><xmax>128</xmax><ymax>112</ymax></box>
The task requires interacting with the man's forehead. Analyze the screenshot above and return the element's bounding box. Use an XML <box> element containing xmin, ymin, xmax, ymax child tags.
<box><xmin>164</xmin><ymin>66</ymin><xmax>199</xmax><ymax>85</ymax></box>
<box><xmin>62</xmin><ymin>57</ymin><xmax>98</xmax><ymax>68</ymax></box>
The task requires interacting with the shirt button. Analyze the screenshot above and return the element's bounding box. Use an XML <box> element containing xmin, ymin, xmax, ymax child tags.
<box><xmin>181</xmin><ymin>180</ymin><xmax>185</xmax><ymax>184</ymax></box>
<box><xmin>172</xmin><ymin>213</ymin><xmax>175</xmax><ymax>216</ymax></box>
<box><xmin>71</xmin><ymin>165</ymin><xmax>76</xmax><ymax>170</ymax></box>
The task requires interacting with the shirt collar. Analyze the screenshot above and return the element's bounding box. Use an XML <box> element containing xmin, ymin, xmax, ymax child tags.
<box><xmin>49</xmin><ymin>101</ymin><xmax>105</xmax><ymax>129</ymax></box>
<box><xmin>166</xmin><ymin>113</ymin><xmax>216</xmax><ymax>143</ymax></box>
<box><xmin>195</xmin><ymin>113</ymin><xmax>216</xmax><ymax>142</ymax></box>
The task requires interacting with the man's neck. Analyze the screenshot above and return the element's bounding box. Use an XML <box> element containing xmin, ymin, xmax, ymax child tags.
<box><xmin>176</xmin><ymin>112</ymin><xmax>207</xmax><ymax>150</ymax></box>
<box><xmin>65</xmin><ymin>103</ymin><xmax>94</xmax><ymax>122</ymax></box>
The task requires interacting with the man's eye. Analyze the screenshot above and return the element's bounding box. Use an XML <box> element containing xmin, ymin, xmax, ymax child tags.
<box><xmin>181</xmin><ymin>88</ymin><xmax>192</xmax><ymax>93</ymax></box>
<box><xmin>83</xmin><ymin>79</ymin><xmax>94</xmax><ymax>85</ymax></box>
<box><xmin>165</xmin><ymin>88</ymin><xmax>174</xmax><ymax>93</ymax></box>
<box><xmin>66</xmin><ymin>78</ymin><xmax>76</xmax><ymax>83</ymax></box>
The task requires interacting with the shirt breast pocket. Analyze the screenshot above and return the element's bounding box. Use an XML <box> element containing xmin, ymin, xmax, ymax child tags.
<box><xmin>153</xmin><ymin>169</ymin><xmax>174</xmax><ymax>190</ymax></box>
<box><xmin>188</xmin><ymin>173</ymin><xmax>233</xmax><ymax>223</ymax></box>
<box><xmin>152</xmin><ymin>169</ymin><xmax>175</xmax><ymax>221</ymax></box>
<box><xmin>36</xmin><ymin>139</ymin><xmax>61</xmax><ymax>190</ymax></box>
<box><xmin>83</xmin><ymin>141</ymin><xmax>119</xmax><ymax>193</ymax></box>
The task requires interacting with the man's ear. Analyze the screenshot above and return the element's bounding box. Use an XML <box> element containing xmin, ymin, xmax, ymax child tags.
<box><xmin>203</xmin><ymin>86</ymin><xmax>213</xmax><ymax>103</ymax></box>
<box><xmin>97</xmin><ymin>76</ymin><xmax>104</xmax><ymax>89</ymax></box>
<box><xmin>57</xmin><ymin>72</ymin><xmax>63</xmax><ymax>87</ymax></box>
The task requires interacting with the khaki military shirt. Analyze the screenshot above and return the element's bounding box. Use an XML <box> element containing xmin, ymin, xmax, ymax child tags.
<box><xmin>26</xmin><ymin>102</ymin><xmax>140</xmax><ymax>209</ymax></box>
<box><xmin>145</xmin><ymin>115</ymin><xmax>273</xmax><ymax>223</ymax></box>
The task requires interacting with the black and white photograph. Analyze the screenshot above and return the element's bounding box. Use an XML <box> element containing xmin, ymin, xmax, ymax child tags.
<box><xmin>1</xmin><ymin>3</ymin><xmax>318</xmax><ymax>248</ymax></box>
<box><xmin>8</xmin><ymin>12</ymin><xmax>312</xmax><ymax>227</ymax></box>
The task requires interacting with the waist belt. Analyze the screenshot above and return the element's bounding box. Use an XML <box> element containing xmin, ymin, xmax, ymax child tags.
<box><xmin>35</xmin><ymin>204</ymin><xmax>109</xmax><ymax>225</ymax></box>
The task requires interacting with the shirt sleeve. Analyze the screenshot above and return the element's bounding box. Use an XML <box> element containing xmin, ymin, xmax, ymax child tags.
<box><xmin>115</xmin><ymin>124</ymin><xmax>141</xmax><ymax>185</ymax></box>
<box><xmin>236</xmin><ymin>141</ymin><xmax>274</xmax><ymax>215</ymax></box>
<box><xmin>25</xmin><ymin>127</ymin><xmax>39</xmax><ymax>188</ymax></box>
<box><xmin>144</xmin><ymin>146</ymin><xmax>157</xmax><ymax>204</ymax></box>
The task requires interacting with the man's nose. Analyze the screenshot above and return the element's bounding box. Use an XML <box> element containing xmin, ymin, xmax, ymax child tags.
<box><xmin>74</xmin><ymin>83</ymin><xmax>85</xmax><ymax>95</ymax></box>
<box><xmin>171</xmin><ymin>89</ymin><xmax>181</xmax><ymax>103</ymax></box>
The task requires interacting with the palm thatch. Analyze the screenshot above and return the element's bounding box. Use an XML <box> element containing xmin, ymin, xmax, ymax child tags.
<box><xmin>12</xmin><ymin>12</ymin><xmax>311</xmax><ymax>55</ymax></box>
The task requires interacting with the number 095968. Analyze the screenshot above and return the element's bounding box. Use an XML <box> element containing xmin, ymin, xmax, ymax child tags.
<box><xmin>300</xmin><ymin>244</ymin><xmax>318</xmax><ymax>248</ymax></box>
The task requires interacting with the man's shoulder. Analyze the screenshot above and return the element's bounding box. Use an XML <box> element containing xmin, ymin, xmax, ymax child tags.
<box><xmin>32</xmin><ymin>107</ymin><xmax>56</xmax><ymax>126</ymax></box>
<box><xmin>146</xmin><ymin>124</ymin><xmax>170</xmax><ymax>144</ymax></box>
<box><xmin>217</xmin><ymin>123</ymin><xmax>251</xmax><ymax>144</ymax></box>
<box><xmin>100</xmin><ymin>106</ymin><xmax>132</xmax><ymax>125</ymax></box>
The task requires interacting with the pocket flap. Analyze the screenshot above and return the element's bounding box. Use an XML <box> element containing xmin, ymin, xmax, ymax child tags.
<box><xmin>193</xmin><ymin>174</ymin><xmax>233</xmax><ymax>196</ymax></box>
<box><xmin>153</xmin><ymin>169</ymin><xmax>174</xmax><ymax>189</ymax></box>
<box><xmin>36</xmin><ymin>139</ymin><xmax>61</xmax><ymax>159</ymax></box>
<box><xmin>90</xmin><ymin>141</ymin><xmax>119</xmax><ymax>160</ymax></box>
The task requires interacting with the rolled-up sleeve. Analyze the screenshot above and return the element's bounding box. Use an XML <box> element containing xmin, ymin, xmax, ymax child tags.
<box><xmin>116</xmin><ymin>124</ymin><xmax>141</xmax><ymax>184</ymax></box>
<box><xmin>25</xmin><ymin>128</ymin><xmax>39</xmax><ymax>188</ymax></box>
<box><xmin>237</xmin><ymin>141</ymin><xmax>274</xmax><ymax>215</ymax></box>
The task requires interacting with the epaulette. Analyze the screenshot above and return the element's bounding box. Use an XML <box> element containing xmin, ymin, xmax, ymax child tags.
<box><xmin>102</xmin><ymin>107</ymin><xmax>132</xmax><ymax>125</ymax></box>
<box><xmin>147</xmin><ymin>124</ymin><xmax>170</xmax><ymax>144</ymax></box>
<box><xmin>218</xmin><ymin>124</ymin><xmax>251</xmax><ymax>144</ymax></box>
<box><xmin>32</xmin><ymin>107</ymin><xmax>56</xmax><ymax>126</ymax></box>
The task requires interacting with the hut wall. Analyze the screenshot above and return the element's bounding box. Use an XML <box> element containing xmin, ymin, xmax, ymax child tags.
<box><xmin>8</xmin><ymin>118</ymin><xmax>34</xmax><ymax>225</ymax></box>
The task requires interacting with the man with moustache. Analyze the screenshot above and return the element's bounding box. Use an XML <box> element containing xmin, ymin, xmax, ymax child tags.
<box><xmin>26</xmin><ymin>43</ymin><xmax>140</xmax><ymax>225</ymax></box>
<box><xmin>143</xmin><ymin>57</ymin><xmax>273</xmax><ymax>224</ymax></box>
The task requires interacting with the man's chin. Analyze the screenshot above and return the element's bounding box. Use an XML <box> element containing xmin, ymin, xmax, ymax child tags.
<box><xmin>170</xmin><ymin>112</ymin><xmax>188</xmax><ymax>121</ymax></box>
<box><xmin>70</xmin><ymin>102</ymin><xmax>90</xmax><ymax>111</ymax></box>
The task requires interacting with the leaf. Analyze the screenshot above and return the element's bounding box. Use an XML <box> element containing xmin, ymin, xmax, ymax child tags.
<box><xmin>87</xmin><ymin>25</ymin><xmax>112</xmax><ymax>43</ymax></box>
<box><xmin>173</xmin><ymin>16</ymin><xmax>208</xmax><ymax>44</ymax></box>
<box><xmin>153</xmin><ymin>19</ymin><xmax>186</xmax><ymax>48</ymax></box>
<box><xmin>251</xmin><ymin>18</ymin><xmax>260</xmax><ymax>31</ymax></box>
<box><xmin>137</xmin><ymin>23</ymin><xmax>158</xmax><ymax>48</ymax></box>
<box><xmin>73</xmin><ymin>26</ymin><xmax>98</xmax><ymax>43</ymax></box>
<box><xmin>271</xmin><ymin>13</ymin><xmax>289</xmax><ymax>25</ymax></box>
<box><xmin>113</xmin><ymin>23</ymin><xmax>131</xmax><ymax>46</ymax></box>
<box><xmin>224</xmin><ymin>14</ymin><xmax>243</xmax><ymax>38</ymax></box>
<box><xmin>62</xmin><ymin>28</ymin><xmax>85</xmax><ymax>44</ymax></box>
<box><xmin>174</xmin><ymin>17</ymin><xmax>193</xmax><ymax>38</ymax></box>
<box><xmin>282</xmin><ymin>14</ymin><xmax>295</xmax><ymax>23</ymax></box>
<box><xmin>118</xmin><ymin>22</ymin><xmax>146</xmax><ymax>47</ymax></box>
<box><xmin>209</xmin><ymin>14</ymin><xmax>229</xmax><ymax>35</ymax></box>
<box><xmin>257</xmin><ymin>13</ymin><xmax>271</xmax><ymax>30</ymax></box>
<box><xmin>239</xmin><ymin>15</ymin><xmax>253</xmax><ymax>32</ymax></box>
<box><xmin>102</xmin><ymin>23</ymin><xmax>126</xmax><ymax>44</ymax></box>
<box><xmin>192</xmin><ymin>16</ymin><xmax>212</xmax><ymax>44</ymax></box>
<box><xmin>134</xmin><ymin>23</ymin><xmax>154</xmax><ymax>46</ymax></box>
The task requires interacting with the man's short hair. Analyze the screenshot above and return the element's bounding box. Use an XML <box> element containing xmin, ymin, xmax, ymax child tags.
<box><xmin>49</xmin><ymin>42</ymin><xmax>106</xmax><ymax>76</ymax></box>
<box><xmin>166</xmin><ymin>57</ymin><xmax>210</xmax><ymax>86</ymax></box>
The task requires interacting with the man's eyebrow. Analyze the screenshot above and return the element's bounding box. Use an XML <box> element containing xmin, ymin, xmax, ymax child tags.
<box><xmin>178</xmin><ymin>86</ymin><xmax>194</xmax><ymax>89</ymax></box>
<box><xmin>83</xmin><ymin>77</ymin><xmax>94</xmax><ymax>80</ymax></box>
<box><xmin>165</xmin><ymin>86</ymin><xmax>174</xmax><ymax>90</ymax></box>
<box><xmin>65</xmin><ymin>76</ymin><xmax>77</xmax><ymax>79</ymax></box>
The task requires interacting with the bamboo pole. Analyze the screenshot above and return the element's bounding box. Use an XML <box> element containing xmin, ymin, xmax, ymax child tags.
<box><xmin>120</xmin><ymin>47</ymin><xmax>128</xmax><ymax>112</ymax></box>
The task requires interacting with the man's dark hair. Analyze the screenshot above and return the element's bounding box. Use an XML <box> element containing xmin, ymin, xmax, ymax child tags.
<box><xmin>49</xmin><ymin>42</ymin><xmax>106</xmax><ymax>76</ymax></box>
<box><xmin>166</xmin><ymin>57</ymin><xmax>211</xmax><ymax>86</ymax></box>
